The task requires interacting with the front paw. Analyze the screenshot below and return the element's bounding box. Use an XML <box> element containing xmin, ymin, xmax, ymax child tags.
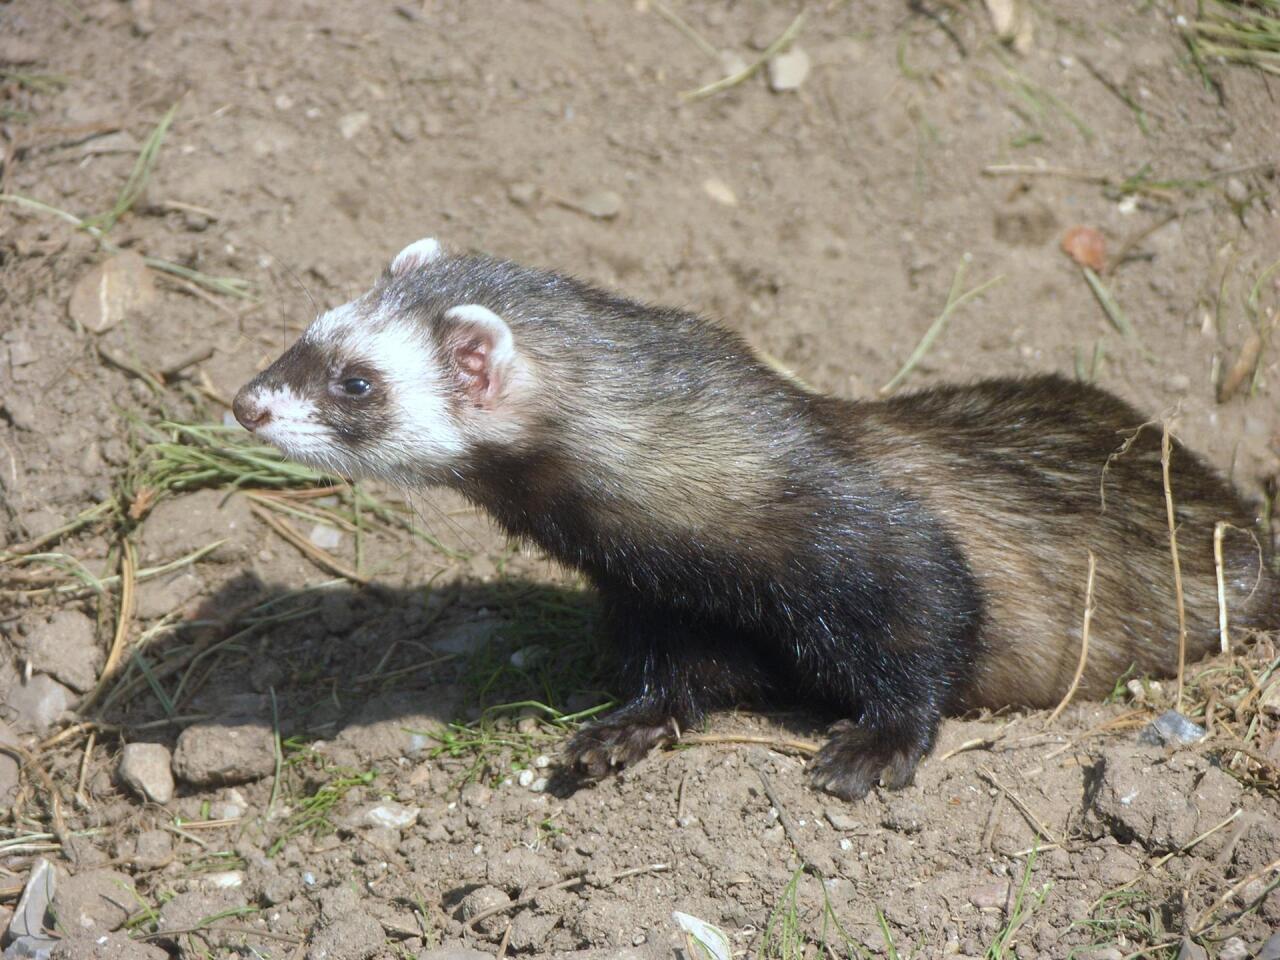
<box><xmin>564</xmin><ymin>714</ymin><xmax>680</xmax><ymax>778</ymax></box>
<box><xmin>806</xmin><ymin>719</ymin><xmax>926</xmax><ymax>802</ymax></box>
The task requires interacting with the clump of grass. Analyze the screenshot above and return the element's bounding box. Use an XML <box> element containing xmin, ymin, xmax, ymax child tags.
<box><xmin>0</xmin><ymin>101</ymin><xmax>253</xmax><ymax>300</ymax></box>
<box><xmin>83</xmin><ymin>100</ymin><xmax>179</xmax><ymax>233</ymax></box>
<box><xmin>986</xmin><ymin>849</ymin><xmax>1051</xmax><ymax>959</ymax></box>
<box><xmin>1069</xmin><ymin>888</ymin><xmax>1178</xmax><ymax>959</ymax></box>
<box><xmin>428</xmin><ymin>583</ymin><xmax>614</xmax><ymax>786</ymax></box>
<box><xmin>267</xmin><ymin>749</ymin><xmax>377</xmax><ymax>857</ymax></box>
<box><xmin>758</xmin><ymin>869</ymin><xmax>866</xmax><ymax>960</ymax></box>
<box><xmin>1187</xmin><ymin>0</ymin><xmax>1280</xmax><ymax>75</ymax></box>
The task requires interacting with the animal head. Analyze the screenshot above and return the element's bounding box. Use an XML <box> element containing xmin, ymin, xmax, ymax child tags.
<box><xmin>232</xmin><ymin>237</ymin><xmax>536</xmax><ymax>483</ymax></box>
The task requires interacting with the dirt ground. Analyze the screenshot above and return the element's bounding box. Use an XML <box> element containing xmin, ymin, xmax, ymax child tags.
<box><xmin>1</xmin><ymin>1</ymin><xmax>1279</xmax><ymax>958</ymax></box>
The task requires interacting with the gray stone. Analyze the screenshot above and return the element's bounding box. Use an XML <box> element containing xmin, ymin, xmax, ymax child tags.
<box><xmin>6</xmin><ymin>674</ymin><xmax>75</xmax><ymax>736</ymax></box>
<box><xmin>575</xmin><ymin>189</ymin><xmax>623</xmax><ymax>220</ymax></box>
<box><xmin>416</xmin><ymin>949</ymin><xmax>492</xmax><ymax>960</ymax></box>
<box><xmin>26</xmin><ymin>610</ymin><xmax>101</xmax><ymax>693</ymax></box>
<box><xmin>172</xmin><ymin>721</ymin><xmax>275</xmax><ymax>786</ymax></box>
<box><xmin>50</xmin><ymin>869</ymin><xmax>135</xmax><ymax>935</ymax></box>
<box><xmin>67</xmin><ymin>251</ymin><xmax>156</xmax><ymax>333</ymax></box>
<box><xmin>118</xmin><ymin>742</ymin><xmax>175</xmax><ymax>803</ymax></box>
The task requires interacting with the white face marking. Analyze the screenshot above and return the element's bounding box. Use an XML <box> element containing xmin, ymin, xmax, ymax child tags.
<box><xmin>444</xmin><ymin>303</ymin><xmax>516</xmax><ymax>366</ymax></box>
<box><xmin>390</xmin><ymin>237</ymin><xmax>443</xmax><ymax>275</ymax></box>
<box><xmin>363</xmin><ymin>315</ymin><xmax>466</xmax><ymax>468</ymax></box>
<box><xmin>242</xmin><ymin>384</ymin><xmax>331</xmax><ymax>461</ymax></box>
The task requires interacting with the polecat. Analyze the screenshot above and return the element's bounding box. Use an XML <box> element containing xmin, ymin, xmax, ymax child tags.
<box><xmin>233</xmin><ymin>237</ymin><xmax>1278</xmax><ymax>801</ymax></box>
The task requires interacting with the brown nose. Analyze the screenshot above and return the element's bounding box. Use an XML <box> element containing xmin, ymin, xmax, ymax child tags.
<box><xmin>232</xmin><ymin>390</ymin><xmax>272</xmax><ymax>431</ymax></box>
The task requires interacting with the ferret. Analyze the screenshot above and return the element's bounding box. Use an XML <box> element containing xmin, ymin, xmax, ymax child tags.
<box><xmin>233</xmin><ymin>237</ymin><xmax>1278</xmax><ymax>800</ymax></box>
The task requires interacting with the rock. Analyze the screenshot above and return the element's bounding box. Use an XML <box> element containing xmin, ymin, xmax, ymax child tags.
<box><xmin>8</xmin><ymin>859</ymin><xmax>57</xmax><ymax>957</ymax></box>
<box><xmin>391</xmin><ymin>114</ymin><xmax>419</xmax><ymax>142</ymax></box>
<box><xmin>50</xmin><ymin>933</ymin><xmax>169</xmax><ymax>959</ymax></box>
<box><xmin>306</xmin><ymin>912</ymin><xmax>383</xmax><ymax>960</ymax></box>
<box><xmin>702</xmin><ymin>178</ymin><xmax>737</xmax><ymax>207</ymax></box>
<box><xmin>1259</xmin><ymin>677</ymin><xmax>1280</xmax><ymax>716</ymax></box>
<box><xmin>117</xmin><ymin>742</ymin><xmax>175</xmax><ymax>803</ymax></box>
<box><xmin>200</xmin><ymin>871</ymin><xmax>243</xmax><ymax>890</ymax></box>
<box><xmin>172</xmin><ymin>721</ymin><xmax>275</xmax><ymax>786</ymax></box>
<box><xmin>1093</xmin><ymin>754</ymin><xmax>1240</xmax><ymax>852</ymax></box>
<box><xmin>5</xmin><ymin>673</ymin><xmax>75</xmax><ymax>736</ymax></box>
<box><xmin>3</xmin><ymin>394</ymin><xmax>40</xmax><ymax>432</ymax></box>
<box><xmin>507</xmin><ymin>182</ymin><xmax>539</xmax><ymax>207</ymax></box>
<box><xmin>338</xmin><ymin>111</ymin><xmax>370</xmax><ymax>140</ymax></box>
<box><xmin>25</xmin><ymin>610</ymin><xmax>101</xmax><ymax>693</ymax></box>
<box><xmin>455</xmin><ymin>885</ymin><xmax>510</xmax><ymax>935</ymax></box>
<box><xmin>575</xmin><ymin>189</ymin><xmax>623</xmax><ymax>220</ymax></box>
<box><xmin>824</xmin><ymin>807</ymin><xmax>860</xmax><ymax>831</ymax></box>
<box><xmin>1257</xmin><ymin>932</ymin><xmax>1280</xmax><ymax>960</ymax></box>
<box><xmin>1216</xmin><ymin>937</ymin><xmax>1248</xmax><ymax>960</ymax></box>
<box><xmin>768</xmin><ymin>46</ymin><xmax>810</xmax><ymax>91</ymax></box>
<box><xmin>308</xmin><ymin>522</ymin><xmax>343</xmax><ymax>550</ymax></box>
<box><xmin>968</xmin><ymin>881</ymin><xmax>1011</xmax><ymax>911</ymax></box>
<box><xmin>486</xmin><ymin>847</ymin><xmax>556</xmax><ymax>892</ymax></box>
<box><xmin>51</xmin><ymin>869</ymin><xmax>136</xmax><ymax>934</ymax></box>
<box><xmin>67</xmin><ymin>251</ymin><xmax>156</xmax><ymax>333</ymax></box>
<box><xmin>352</xmin><ymin>801</ymin><xmax>420</xmax><ymax>830</ymax></box>
<box><xmin>1224</xmin><ymin>177</ymin><xmax>1249</xmax><ymax>205</ymax></box>
<box><xmin>1137</xmin><ymin>710</ymin><xmax>1205</xmax><ymax>747</ymax></box>
<box><xmin>1176</xmin><ymin>939</ymin><xmax>1208</xmax><ymax>960</ymax></box>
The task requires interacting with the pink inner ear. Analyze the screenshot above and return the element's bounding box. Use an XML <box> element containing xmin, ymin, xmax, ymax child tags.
<box><xmin>452</xmin><ymin>334</ymin><xmax>497</xmax><ymax>401</ymax></box>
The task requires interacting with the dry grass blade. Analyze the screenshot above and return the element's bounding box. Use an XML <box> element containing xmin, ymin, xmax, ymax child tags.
<box><xmin>880</xmin><ymin>264</ymin><xmax>1004</xmax><ymax>394</ymax></box>
<box><xmin>249</xmin><ymin>503</ymin><xmax>370</xmax><ymax>586</ymax></box>
<box><xmin>77</xmin><ymin>540</ymin><xmax>137</xmax><ymax>714</ymax></box>
<box><xmin>1186</xmin><ymin>1</ymin><xmax>1280</xmax><ymax>76</ymax></box>
<box><xmin>1214</xmin><ymin>522</ymin><xmax>1230</xmax><ymax>655</ymax></box>
<box><xmin>0</xmin><ymin>193</ymin><xmax>253</xmax><ymax>299</ymax></box>
<box><xmin>681</xmin><ymin>10</ymin><xmax>806</xmax><ymax>101</ymax></box>
<box><xmin>978</xmin><ymin>767</ymin><xmax>1062</xmax><ymax>845</ymax></box>
<box><xmin>1217</xmin><ymin>329</ymin><xmax>1263</xmax><ymax>403</ymax></box>
<box><xmin>1161</xmin><ymin>422</ymin><xmax>1189</xmax><ymax>712</ymax></box>
<box><xmin>1045</xmin><ymin>550</ymin><xmax>1096</xmax><ymax>726</ymax></box>
<box><xmin>1081</xmin><ymin>266</ymin><xmax>1135</xmax><ymax>339</ymax></box>
<box><xmin>83</xmin><ymin>100</ymin><xmax>180</xmax><ymax>233</ymax></box>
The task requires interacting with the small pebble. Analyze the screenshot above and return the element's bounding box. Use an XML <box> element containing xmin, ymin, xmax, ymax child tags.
<box><xmin>118</xmin><ymin>743</ymin><xmax>175</xmax><ymax>804</ymax></box>
<box><xmin>338</xmin><ymin>111</ymin><xmax>370</xmax><ymax>140</ymax></box>
<box><xmin>508</xmin><ymin>181</ymin><xmax>539</xmax><ymax>207</ymax></box>
<box><xmin>517</xmin><ymin>769</ymin><xmax>535</xmax><ymax>788</ymax></box>
<box><xmin>575</xmin><ymin>189</ymin><xmax>623</xmax><ymax>220</ymax></box>
<box><xmin>308</xmin><ymin>523</ymin><xmax>343</xmax><ymax>550</ymax></box>
<box><xmin>768</xmin><ymin>46</ymin><xmax>810</xmax><ymax>91</ymax></box>
<box><xmin>1224</xmin><ymin>177</ymin><xmax>1249</xmax><ymax>205</ymax></box>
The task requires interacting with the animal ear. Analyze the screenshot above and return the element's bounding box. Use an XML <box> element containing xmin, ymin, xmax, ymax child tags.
<box><xmin>441</xmin><ymin>304</ymin><xmax>517</xmax><ymax>408</ymax></box>
<box><xmin>389</xmin><ymin>237</ymin><xmax>443</xmax><ymax>275</ymax></box>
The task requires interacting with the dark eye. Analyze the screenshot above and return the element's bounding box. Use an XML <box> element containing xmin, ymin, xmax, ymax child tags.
<box><xmin>341</xmin><ymin>377</ymin><xmax>372</xmax><ymax>397</ymax></box>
